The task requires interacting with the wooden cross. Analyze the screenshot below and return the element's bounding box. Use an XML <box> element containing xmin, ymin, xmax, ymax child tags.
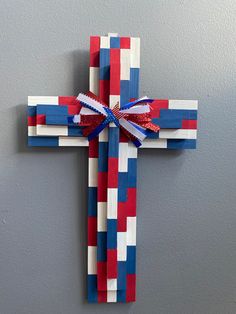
<box><xmin>27</xmin><ymin>33</ymin><xmax>198</xmax><ymax>303</ymax></box>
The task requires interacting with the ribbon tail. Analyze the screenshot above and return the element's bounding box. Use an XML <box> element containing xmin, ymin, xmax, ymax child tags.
<box><xmin>119</xmin><ymin>118</ymin><xmax>147</xmax><ymax>142</ymax></box>
<box><xmin>133</xmin><ymin>139</ymin><xmax>142</xmax><ymax>147</ymax></box>
<box><xmin>121</xmin><ymin>96</ymin><xmax>153</xmax><ymax>110</ymax></box>
<box><xmin>87</xmin><ymin>117</ymin><xmax>110</xmax><ymax>141</ymax></box>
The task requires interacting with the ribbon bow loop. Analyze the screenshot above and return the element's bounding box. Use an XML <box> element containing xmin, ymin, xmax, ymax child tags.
<box><xmin>74</xmin><ymin>93</ymin><xmax>160</xmax><ymax>147</ymax></box>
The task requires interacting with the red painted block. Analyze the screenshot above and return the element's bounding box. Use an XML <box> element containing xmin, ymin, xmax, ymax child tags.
<box><xmin>89</xmin><ymin>138</ymin><xmax>99</xmax><ymax>158</ymax></box>
<box><xmin>98</xmin><ymin>172</ymin><xmax>108</xmax><ymax>202</ymax></box>
<box><xmin>98</xmin><ymin>290</ymin><xmax>107</xmax><ymax>303</ymax></box>
<box><xmin>182</xmin><ymin>119</ymin><xmax>197</xmax><ymax>129</ymax></box>
<box><xmin>99</xmin><ymin>80</ymin><xmax>110</xmax><ymax>104</ymax></box>
<box><xmin>28</xmin><ymin>116</ymin><xmax>36</xmax><ymax>126</ymax></box>
<box><xmin>110</xmin><ymin>49</ymin><xmax>120</xmax><ymax>95</ymax></box>
<box><xmin>36</xmin><ymin>114</ymin><xmax>46</xmax><ymax>125</ymax></box>
<box><xmin>59</xmin><ymin>97</ymin><xmax>81</xmax><ymax>114</ymax></box>
<box><xmin>107</xmin><ymin>249</ymin><xmax>118</xmax><ymax>278</ymax></box>
<box><xmin>120</xmin><ymin>37</ymin><xmax>130</xmax><ymax>49</ymax></box>
<box><xmin>68</xmin><ymin>104</ymin><xmax>81</xmax><ymax>115</ymax></box>
<box><xmin>117</xmin><ymin>202</ymin><xmax>127</xmax><ymax>232</ymax></box>
<box><xmin>107</xmin><ymin>158</ymin><xmax>118</xmax><ymax>188</ymax></box>
<box><xmin>58</xmin><ymin>96</ymin><xmax>77</xmax><ymax>105</ymax></box>
<box><xmin>119</xmin><ymin>132</ymin><xmax>129</xmax><ymax>142</ymax></box>
<box><xmin>97</xmin><ymin>261</ymin><xmax>107</xmax><ymax>291</ymax></box>
<box><xmin>88</xmin><ymin>217</ymin><xmax>97</xmax><ymax>246</ymax></box>
<box><xmin>150</xmin><ymin>99</ymin><xmax>169</xmax><ymax>118</ymax></box>
<box><xmin>126</xmin><ymin>188</ymin><xmax>136</xmax><ymax>216</ymax></box>
<box><xmin>126</xmin><ymin>274</ymin><xmax>136</xmax><ymax>302</ymax></box>
<box><xmin>90</xmin><ymin>36</ymin><xmax>100</xmax><ymax>67</ymax></box>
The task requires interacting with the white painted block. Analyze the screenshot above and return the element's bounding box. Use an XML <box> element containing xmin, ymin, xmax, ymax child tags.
<box><xmin>88</xmin><ymin>246</ymin><xmax>97</xmax><ymax>275</ymax></box>
<box><xmin>28</xmin><ymin>96</ymin><xmax>58</xmax><ymax>106</ymax></box>
<box><xmin>109</xmin><ymin>122</ymin><xmax>117</xmax><ymax>128</ymax></box>
<box><xmin>117</xmin><ymin>232</ymin><xmax>127</xmax><ymax>261</ymax></box>
<box><xmin>169</xmin><ymin>100</ymin><xmax>198</xmax><ymax>110</ymax></box>
<box><xmin>128</xmin><ymin>142</ymin><xmax>138</xmax><ymax>158</ymax></box>
<box><xmin>118</xmin><ymin>143</ymin><xmax>128</xmax><ymax>172</ymax></box>
<box><xmin>141</xmin><ymin>139</ymin><xmax>167</xmax><ymax>148</ymax></box>
<box><xmin>36</xmin><ymin>125</ymin><xmax>68</xmax><ymax>136</ymax></box>
<box><xmin>108</xmin><ymin>33</ymin><xmax>118</xmax><ymax>37</ymax></box>
<box><xmin>130</xmin><ymin>37</ymin><xmax>140</xmax><ymax>68</ymax></box>
<box><xmin>28</xmin><ymin>126</ymin><xmax>36</xmax><ymax>136</ymax></box>
<box><xmin>99</xmin><ymin>128</ymin><xmax>108</xmax><ymax>142</ymax></box>
<box><xmin>107</xmin><ymin>279</ymin><xmax>117</xmax><ymax>291</ymax></box>
<box><xmin>58</xmin><ymin>137</ymin><xmax>88</xmax><ymax>146</ymax></box>
<box><xmin>107</xmin><ymin>291</ymin><xmax>117</xmax><ymax>302</ymax></box>
<box><xmin>120</xmin><ymin>49</ymin><xmax>130</xmax><ymax>80</ymax></box>
<box><xmin>159</xmin><ymin>129</ymin><xmax>197</xmax><ymax>139</ymax></box>
<box><xmin>100</xmin><ymin>36</ymin><xmax>110</xmax><ymax>48</ymax></box>
<box><xmin>89</xmin><ymin>67</ymin><xmax>99</xmax><ymax>95</ymax></box>
<box><xmin>127</xmin><ymin>217</ymin><xmax>136</xmax><ymax>245</ymax></box>
<box><xmin>107</xmin><ymin>188</ymin><xmax>118</xmax><ymax>219</ymax></box>
<box><xmin>97</xmin><ymin>202</ymin><xmax>107</xmax><ymax>232</ymax></box>
<box><xmin>109</xmin><ymin>95</ymin><xmax>120</xmax><ymax>109</ymax></box>
<box><xmin>88</xmin><ymin>158</ymin><xmax>98</xmax><ymax>187</ymax></box>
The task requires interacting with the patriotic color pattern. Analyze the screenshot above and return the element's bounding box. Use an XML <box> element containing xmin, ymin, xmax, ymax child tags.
<box><xmin>27</xmin><ymin>33</ymin><xmax>198</xmax><ymax>303</ymax></box>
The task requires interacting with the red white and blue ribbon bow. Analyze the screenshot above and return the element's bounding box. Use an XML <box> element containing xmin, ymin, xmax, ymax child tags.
<box><xmin>73</xmin><ymin>92</ymin><xmax>160</xmax><ymax>147</ymax></box>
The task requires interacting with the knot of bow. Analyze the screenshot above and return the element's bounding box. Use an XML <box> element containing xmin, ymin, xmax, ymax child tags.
<box><xmin>73</xmin><ymin>92</ymin><xmax>160</xmax><ymax>147</ymax></box>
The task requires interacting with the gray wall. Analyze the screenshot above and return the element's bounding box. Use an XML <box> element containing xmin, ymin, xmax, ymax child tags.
<box><xmin>0</xmin><ymin>1</ymin><xmax>236</xmax><ymax>313</ymax></box>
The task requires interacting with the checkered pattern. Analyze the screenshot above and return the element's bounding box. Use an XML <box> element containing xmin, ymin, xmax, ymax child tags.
<box><xmin>27</xmin><ymin>33</ymin><xmax>198</xmax><ymax>303</ymax></box>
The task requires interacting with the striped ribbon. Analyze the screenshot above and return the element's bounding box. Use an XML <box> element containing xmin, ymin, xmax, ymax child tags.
<box><xmin>73</xmin><ymin>92</ymin><xmax>160</xmax><ymax>147</ymax></box>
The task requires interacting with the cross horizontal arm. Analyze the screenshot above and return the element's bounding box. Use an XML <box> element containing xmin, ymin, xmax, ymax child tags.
<box><xmin>28</xmin><ymin>96</ymin><xmax>198</xmax><ymax>149</ymax></box>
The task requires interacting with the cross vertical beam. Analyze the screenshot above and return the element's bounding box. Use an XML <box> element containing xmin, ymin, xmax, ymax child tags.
<box><xmin>87</xmin><ymin>34</ymin><xmax>140</xmax><ymax>302</ymax></box>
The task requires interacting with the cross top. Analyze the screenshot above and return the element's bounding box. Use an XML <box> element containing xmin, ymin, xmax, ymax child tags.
<box><xmin>27</xmin><ymin>33</ymin><xmax>198</xmax><ymax>303</ymax></box>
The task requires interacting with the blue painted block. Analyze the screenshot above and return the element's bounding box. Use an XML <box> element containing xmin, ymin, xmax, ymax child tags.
<box><xmin>127</xmin><ymin>246</ymin><xmax>136</xmax><ymax>274</ymax></box>
<box><xmin>28</xmin><ymin>136</ymin><xmax>59</xmax><ymax>147</ymax></box>
<box><xmin>67</xmin><ymin>116</ymin><xmax>78</xmax><ymax>126</ymax></box>
<box><xmin>99</xmin><ymin>48</ymin><xmax>110</xmax><ymax>80</ymax></box>
<box><xmin>37</xmin><ymin>105</ymin><xmax>68</xmax><ymax>115</ymax></box>
<box><xmin>118</xmin><ymin>172</ymin><xmax>128</xmax><ymax>202</ymax></box>
<box><xmin>117</xmin><ymin>261</ymin><xmax>127</xmax><ymax>290</ymax></box>
<box><xmin>117</xmin><ymin>289</ymin><xmax>126</xmax><ymax>302</ymax></box>
<box><xmin>68</xmin><ymin>126</ymin><xmax>83</xmax><ymax>136</ymax></box>
<box><xmin>28</xmin><ymin>106</ymin><xmax>36</xmax><ymax>117</ymax></box>
<box><xmin>108</xmin><ymin>127</ymin><xmax>119</xmax><ymax>157</ymax></box>
<box><xmin>97</xmin><ymin>232</ymin><xmax>107</xmax><ymax>262</ymax></box>
<box><xmin>167</xmin><ymin>139</ymin><xmax>197</xmax><ymax>149</ymax></box>
<box><xmin>87</xmin><ymin>275</ymin><xmax>98</xmax><ymax>303</ymax></box>
<box><xmin>130</xmin><ymin>68</ymin><xmax>139</xmax><ymax>99</ymax></box>
<box><xmin>88</xmin><ymin>187</ymin><xmax>97</xmax><ymax>217</ymax></box>
<box><xmin>120</xmin><ymin>80</ymin><xmax>130</xmax><ymax>107</ymax></box>
<box><xmin>107</xmin><ymin>219</ymin><xmax>117</xmax><ymax>249</ymax></box>
<box><xmin>146</xmin><ymin>129</ymin><xmax>159</xmax><ymax>139</ymax></box>
<box><xmin>110</xmin><ymin>37</ymin><xmax>120</xmax><ymax>48</ymax></box>
<box><xmin>46</xmin><ymin>114</ymin><xmax>68</xmax><ymax>125</ymax></box>
<box><xmin>160</xmin><ymin>109</ymin><xmax>197</xmax><ymax>120</ymax></box>
<box><xmin>128</xmin><ymin>158</ymin><xmax>137</xmax><ymax>188</ymax></box>
<box><xmin>98</xmin><ymin>142</ymin><xmax>108</xmax><ymax>172</ymax></box>
<box><xmin>153</xmin><ymin>118</ymin><xmax>182</xmax><ymax>129</ymax></box>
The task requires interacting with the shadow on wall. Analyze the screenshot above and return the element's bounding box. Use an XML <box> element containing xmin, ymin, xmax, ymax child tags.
<box><xmin>13</xmin><ymin>49</ymin><xmax>92</xmax><ymax>303</ymax></box>
<box><xmin>15</xmin><ymin>49</ymin><xmax>90</xmax><ymax>153</ymax></box>
<box><xmin>71</xmin><ymin>50</ymin><xmax>89</xmax><ymax>95</ymax></box>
